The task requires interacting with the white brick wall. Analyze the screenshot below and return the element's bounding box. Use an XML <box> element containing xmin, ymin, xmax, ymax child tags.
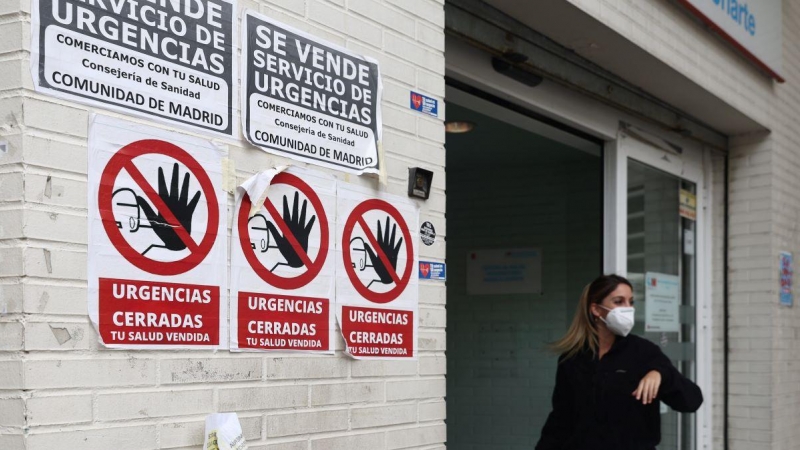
<box><xmin>0</xmin><ymin>1</ymin><xmax>26</xmax><ymax>444</ymax></box>
<box><xmin>26</xmin><ymin>394</ymin><xmax>93</xmax><ymax>426</ymax></box>
<box><xmin>0</xmin><ymin>0</ymin><xmax>446</xmax><ymax>449</ymax></box>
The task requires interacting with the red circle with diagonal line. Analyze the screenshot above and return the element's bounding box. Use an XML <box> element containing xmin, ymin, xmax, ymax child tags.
<box><xmin>98</xmin><ymin>139</ymin><xmax>219</xmax><ymax>276</ymax></box>
<box><xmin>343</xmin><ymin>199</ymin><xmax>413</xmax><ymax>303</ymax></box>
<box><xmin>238</xmin><ymin>172</ymin><xmax>329</xmax><ymax>290</ymax></box>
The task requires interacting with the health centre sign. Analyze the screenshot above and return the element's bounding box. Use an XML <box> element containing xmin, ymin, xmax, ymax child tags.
<box><xmin>677</xmin><ymin>0</ymin><xmax>782</xmax><ymax>81</ymax></box>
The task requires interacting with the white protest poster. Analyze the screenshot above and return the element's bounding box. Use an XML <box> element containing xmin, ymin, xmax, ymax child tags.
<box><xmin>230</xmin><ymin>167</ymin><xmax>336</xmax><ymax>353</ymax></box>
<box><xmin>88</xmin><ymin>115</ymin><xmax>227</xmax><ymax>349</ymax></box>
<box><xmin>466</xmin><ymin>248</ymin><xmax>542</xmax><ymax>295</ymax></box>
<box><xmin>241</xmin><ymin>10</ymin><xmax>382</xmax><ymax>175</ymax></box>
<box><xmin>336</xmin><ymin>184</ymin><xmax>419</xmax><ymax>359</ymax></box>
<box><xmin>32</xmin><ymin>0</ymin><xmax>237</xmax><ymax>137</ymax></box>
<box><xmin>644</xmin><ymin>272</ymin><xmax>681</xmax><ymax>333</ymax></box>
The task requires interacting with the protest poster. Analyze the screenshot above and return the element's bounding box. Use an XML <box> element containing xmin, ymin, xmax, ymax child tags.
<box><xmin>33</xmin><ymin>0</ymin><xmax>237</xmax><ymax>136</ymax></box>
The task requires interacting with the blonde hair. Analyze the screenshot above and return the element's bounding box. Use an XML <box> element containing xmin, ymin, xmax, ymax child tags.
<box><xmin>550</xmin><ymin>275</ymin><xmax>632</xmax><ymax>360</ymax></box>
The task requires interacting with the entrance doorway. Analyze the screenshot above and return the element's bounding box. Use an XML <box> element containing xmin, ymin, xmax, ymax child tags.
<box><xmin>608</xmin><ymin>130</ymin><xmax>706</xmax><ymax>450</ymax></box>
<box><xmin>444</xmin><ymin>84</ymin><xmax>604</xmax><ymax>448</ymax></box>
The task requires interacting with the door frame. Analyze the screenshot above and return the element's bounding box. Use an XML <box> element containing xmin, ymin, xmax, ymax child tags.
<box><xmin>604</xmin><ymin>128</ymin><xmax>713</xmax><ymax>450</ymax></box>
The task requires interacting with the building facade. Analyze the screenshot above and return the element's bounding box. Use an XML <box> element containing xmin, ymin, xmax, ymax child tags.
<box><xmin>1</xmin><ymin>0</ymin><xmax>799</xmax><ymax>449</ymax></box>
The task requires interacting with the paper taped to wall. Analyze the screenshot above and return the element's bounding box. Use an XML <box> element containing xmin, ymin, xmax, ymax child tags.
<box><xmin>204</xmin><ymin>413</ymin><xmax>247</xmax><ymax>450</ymax></box>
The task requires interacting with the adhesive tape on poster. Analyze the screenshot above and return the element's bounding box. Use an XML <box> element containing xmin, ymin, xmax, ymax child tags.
<box><xmin>237</xmin><ymin>165</ymin><xmax>290</xmax><ymax>218</ymax></box>
<box><xmin>378</xmin><ymin>141</ymin><xmax>387</xmax><ymax>187</ymax></box>
<box><xmin>221</xmin><ymin>158</ymin><xmax>236</xmax><ymax>193</ymax></box>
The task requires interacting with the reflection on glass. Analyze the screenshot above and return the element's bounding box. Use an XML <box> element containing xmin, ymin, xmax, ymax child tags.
<box><xmin>627</xmin><ymin>160</ymin><xmax>697</xmax><ymax>450</ymax></box>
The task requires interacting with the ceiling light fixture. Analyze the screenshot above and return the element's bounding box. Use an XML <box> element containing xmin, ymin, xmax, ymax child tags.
<box><xmin>444</xmin><ymin>121</ymin><xmax>475</xmax><ymax>134</ymax></box>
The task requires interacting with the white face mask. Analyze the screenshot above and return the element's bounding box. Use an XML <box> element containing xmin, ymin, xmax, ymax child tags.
<box><xmin>599</xmin><ymin>305</ymin><xmax>635</xmax><ymax>337</ymax></box>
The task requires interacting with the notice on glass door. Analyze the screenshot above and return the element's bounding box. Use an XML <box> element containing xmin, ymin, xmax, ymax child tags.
<box><xmin>679</xmin><ymin>189</ymin><xmax>697</xmax><ymax>221</ymax></box>
<box><xmin>644</xmin><ymin>272</ymin><xmax>681</xmax><ymax>333</ymax></box>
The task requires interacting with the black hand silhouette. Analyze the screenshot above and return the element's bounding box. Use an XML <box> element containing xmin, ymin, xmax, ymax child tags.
<box><xmin>265</xmin><ymin>191</ymin><xmax>316</xmax><ymax>269</ymax></box>
<box><xmin>136</xmin><ymin>163</ymin><xmax>201</xmax><ymax>253</ymax></box>
<box><xmin>365</xmin><ymin>216</ymin><xmax>403</xmax><ymax>284</ymax></box>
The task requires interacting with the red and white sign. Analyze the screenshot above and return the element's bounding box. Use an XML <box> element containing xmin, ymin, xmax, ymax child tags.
<box><xmin>230</xmin><ymin>168</ymin><xmax>336</xmax><ymax>353</ymax></box>
<box><xmin>336</xmin><ymin>184</ymin><xmax>419</xmax><ymax>359</ymax></box>
<box><xmin>411</xmin><ymin>93</ymin><xmax>423</xmax><ymax>109</ymax></box>
<box><xmin>88</xmin><ymin>115</ymin><xmax>227</xmax><ymax>349</ymax></box>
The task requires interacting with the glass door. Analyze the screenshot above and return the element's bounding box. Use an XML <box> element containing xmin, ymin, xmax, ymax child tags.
<box><xmin>627</xmin><ymin>160</ymin><xmax>696</xmax><ymax>450</ymax></box>
<box><xmin>605</xmin><ymin>127</ymin><xmax>710</xmax><ymax>450</ymax></box>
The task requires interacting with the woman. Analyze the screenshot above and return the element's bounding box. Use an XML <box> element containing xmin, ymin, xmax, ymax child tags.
<box><xmin>536</xmin><ymin>274</ymin><xmax>703</xmax><ymax>450</ymax></box>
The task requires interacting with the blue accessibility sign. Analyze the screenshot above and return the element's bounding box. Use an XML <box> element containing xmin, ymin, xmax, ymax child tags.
<box><xmin>419</xmin><ymin>260</ymin><xmax>446</xmax><ymax>281</ymax></box>
<box><xmin>410</xmin><ymin>91</ymin><xmax>438</xmax><ymax>117</ymax></box>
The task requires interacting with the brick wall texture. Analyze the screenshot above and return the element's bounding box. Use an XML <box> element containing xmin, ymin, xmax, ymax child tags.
<box><xmin>0</xmin><ymin>0</ymin><xmax>446</xmax><ymax>449</ymax></box>
<box><xmin>563</xmin><ymin>1</ymin><xmax>800</xmax><ymax>449</ymax></box>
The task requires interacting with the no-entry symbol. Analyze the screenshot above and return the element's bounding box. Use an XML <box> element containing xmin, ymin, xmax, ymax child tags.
<box><xmin>98</xmin><ymin>139</ymin><xmax>219</xmax><ymax>276</ymax></box>
<box><xmin>238</xmin><ymin>172</ymin><xmax>330</xmax><ymax>290</ymax></box>
<box><xmin>342</xmin><ymin>199</ymin><xmax>414</xmax><ymax>303</ymax></box>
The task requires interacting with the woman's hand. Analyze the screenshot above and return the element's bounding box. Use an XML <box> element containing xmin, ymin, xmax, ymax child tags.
<box><xmin>632</xmin><ymin>370</ymin><xmax>662</xmax><ymax>405</ymax></box>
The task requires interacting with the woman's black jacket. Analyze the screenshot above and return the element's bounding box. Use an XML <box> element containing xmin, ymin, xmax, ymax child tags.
<box><xmin>535</xmin><ymin>334</ymin><xmax>703</xmax><ymax>450</ymax></box>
